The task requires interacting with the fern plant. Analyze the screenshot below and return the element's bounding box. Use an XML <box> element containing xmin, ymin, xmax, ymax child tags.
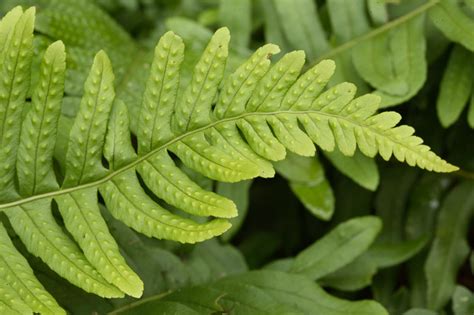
<box><xmin>0</xmin><ymin>5</ymin><xmax>458</xmax><ymax>314</ymax></box>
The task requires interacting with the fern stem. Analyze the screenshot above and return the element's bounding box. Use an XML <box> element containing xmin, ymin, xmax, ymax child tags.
<box><xmin>0</xmin><ymin>108</ymin><xmax>455</xmax><ymax>210</ymax></box>
<box><xmin>310</xmin><ymin>0</ymin><xmax>440</xmax><ymax>65</ymax></box>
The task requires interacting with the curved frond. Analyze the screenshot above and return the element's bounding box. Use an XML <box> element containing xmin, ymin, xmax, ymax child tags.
<box><xmin>0</xmin><ymin>6</ymin><xmax>458</xmax><ymax>308</ymax></box>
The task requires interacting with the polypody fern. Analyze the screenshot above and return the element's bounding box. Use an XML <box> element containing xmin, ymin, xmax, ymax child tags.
<box><xmin>0</xmin><ymin>6</ymin><xmax>458</xmax><ymax>314</ymax></box>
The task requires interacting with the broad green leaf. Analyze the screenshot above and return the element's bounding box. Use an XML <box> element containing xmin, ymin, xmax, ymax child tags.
<box><xmin>429</xmin><ymin>0</ymin><xmax>474</xmax><ymax>51</ymax></box>
<box><xmin>113</xmin><ymin>302</ymin><xmax>199</xmax><ymax>315</ymax></box>
<box><xmin>274</xmin><ymin>152</ymin><xmax>325</xmax><ymax>183</ymax></box>
<box><xmin>218</xmin><ymin>0</ymin><xmax>251</xmax><ymax>49</ymax></box>
<box><xmin>111</xmin><ymin>271</ymin><xmax>388</xmax><ymax>315</ymax></box>
<box><xmin>186</xmin><ymin>240</ymin><xmax>248</xmax><ymax>285</ymax></box>
<box><xmin>264</xmin><ymin>257</ymin><xmax>294</xmax><ymax>272</ymax></box>
<box><xmin>319</xmin><ymin>254</ymin><xmax>377</xmax><ymax>291</ymax></box>
<box><xmin>425</xmin><ymin>12</ymin><xmax>451</xmax><ymax>63</ymax></box>
<box><xmin>290</xmin><ymin>181</ymin><xmax>334</xmax><ymax>221</ymax></box>
<box><xmin>259</xmin><ymin>0</ymin><xmax>292</xmax><ymax>53</ymax></box>
<box><xmin>324</xmin><ymin>149</ymin><xmax>379</xmax><ymax>191</ymax></box>
<box><xmin>425</xmin><ymin>181</ymin><xmax>474</xmax><ymax>310</ymax></box>
<box><xmin>319</xmin><ymin>236</ymin><xmax>427</xmax><ymax>291</ymax></box>
<box><xmin>327</xmin><ymin>0</ymin><xmax>370</xmax><ymax>40</ymax></box>
<box><xmin>275</xmin><ymin>153</ymin><xmax>335</xmax><ymax>220</ymax></box>
<box><xmin>367</xmin><ymin>0</ymin><xmax>388</xmax><ymax>25</ymax></box>
<box><xmin>437</xmin><ymin>45</ymin><xmax>474</xmax><ymax>127</ymax></box>
<box><xmin>290</xmin><ymin>216</ymin><xmax>382</xmax><ymax>279</ymax></box>
<box><xmin>271</xmin><ymin>0</ymin><xmax>329</xmax><ymax>60</ymax></box>
<box><xmin>452</xmin><ymin>286</ymin><xmax>474</xmax><ymax>315</ymax></box>
<box><xmin>353</xmin><ymin>15</ymin><xmax>426</xmax><ymax>107</ymax></box>
<box><xmin>365</xmin><ymin>237</ymin><xmax>428</xmax><ymax>268</ymax></box>
<box><xmin>212</xmin><ymin>271</ymin><xmax>388</xmax><ymax>315</ymax></box>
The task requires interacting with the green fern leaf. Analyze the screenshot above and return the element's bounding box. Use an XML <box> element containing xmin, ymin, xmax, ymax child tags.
<box><xmin>55</xmin><ymin>189</ymin><xmax>143</xmax><ymax>297</ymax></box>
<box><xmin>0</xmin><ymin>7</ymin><xmax>34</xmax><ymax>198</ymax></box>
<box><xmin>62</xmin><ymin>51</ymin><xmax>115</xmax><ymax>186</ymax></box>
<box><xmin>429</xmin><ymin>0</ymin><xmax>474</xmax><ymax>52</ymax></box>
<box><xmin>437</xmin><ymin>45</ymin><xmax>474</xmax><ymax>128</ymax></box>
<box><xmin>4</xmin><ymin>200</ymin><xmax>123</xmax><ymax>299</ymax></box>
<box><xmin>173</xmin><ymin>27</ymin><xmax>229</xmax><ymax>132</ymax></box>
<box><xmin>56</xmin><ymin>51</ymin><xmax>143</xmax><ymax>297</ymax></box>
<box><xmin>0</xmin><ymin>5</ymin><xmax>459</xmax><ymax>309</ymax></box>
<box><xmin>353</xmin><ymin>15</ymin><xmax>427</xmax><ymax>107</ymax></box>
<box><xmin>137</xmin><ymin>31</ymin><xmax>184</xmax><ymax>154</ymax></box>
<box><xmin>16</xmin><ymin>40</ymin><xmax>66</xmax><ymax>196</ymax></box>
<box><xmin>0</xmin><ymin>222</ymin><xmax>64</xmax><ymax>315</ymax></box>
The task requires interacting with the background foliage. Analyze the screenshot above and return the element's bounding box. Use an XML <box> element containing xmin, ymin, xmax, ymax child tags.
<box><xmin>0</xmin><ymin>0</ymin><xmax>473</xmax><ymax>314</ymax></box>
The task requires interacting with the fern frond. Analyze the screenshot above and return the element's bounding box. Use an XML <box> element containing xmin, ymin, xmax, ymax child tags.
<box><xmin>0</xmin><ymin>6</ymin><xmax>458</xmax><ymax>309</ymax></box>
<box><xmin>352</xmin><ymin>15</ymin><xmax>427</xmax><ymax>108</ymax></box>
<box><xmin>0</xmin><ymin>222</ymin><xmax>64</xmax><ymax>315</ymax></box>
<box><xmin>436</xmin><ymin>45</ymin><xmax>474</xmax><ymax>128</ymax></box>
<box><xmin>55</xmin><ymin>189</ymin><xmax>143</xmax><ymax>297</ymax></box>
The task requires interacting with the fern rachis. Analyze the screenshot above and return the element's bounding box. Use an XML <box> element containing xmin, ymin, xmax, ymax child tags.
<box><xmin>0</xmin><ymin>6</ymin><xmax>458</xmax><ymax>314</ymax></box>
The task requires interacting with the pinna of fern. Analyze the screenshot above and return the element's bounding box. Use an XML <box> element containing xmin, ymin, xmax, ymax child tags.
<box><xmin>0</xmin><ymin>6</ymin><xmax>458</xmax><ymax>315</ymax></box>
